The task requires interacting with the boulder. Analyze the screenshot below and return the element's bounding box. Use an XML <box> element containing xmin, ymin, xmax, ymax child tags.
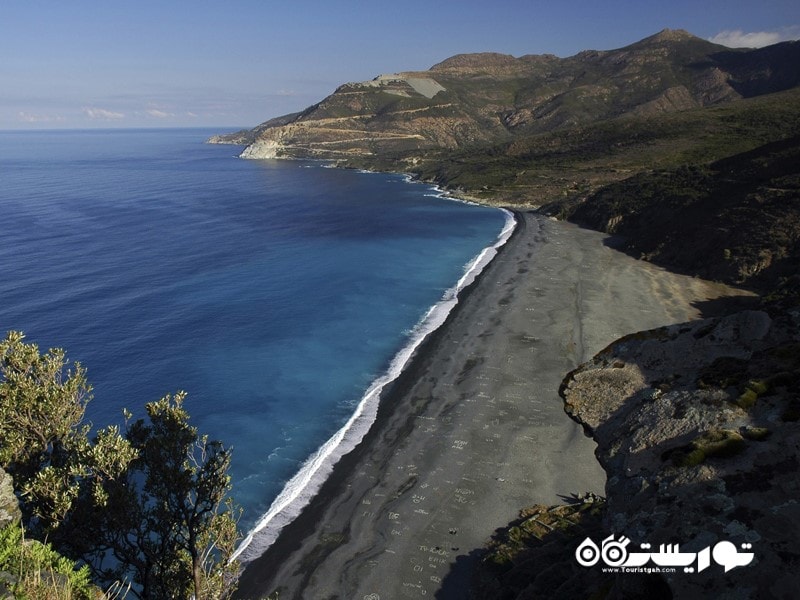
<box><xmin>0</xmin><ymin>468</ymin><xmax>20</xmax><ymax>529</ymax></box>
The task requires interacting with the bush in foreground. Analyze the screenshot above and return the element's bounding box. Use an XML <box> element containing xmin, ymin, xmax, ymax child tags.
<box><xmin>0</xmin><ymin>331</ymin><xmax>240</xmax><ymax>599</ymax></box>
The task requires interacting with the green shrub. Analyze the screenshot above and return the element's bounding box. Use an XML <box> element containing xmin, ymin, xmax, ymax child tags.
<box><xmin>668</xmin><ymin>429</ymin><xmax>747</xmax><ymax>467</ymax></box>
<box><xmin>736</xmin><ymin>379</ymin><xmax>769</xmax><ymax>409</ymax></box>
<box><xmin>0</xmin><ymin>522</ymin><xmax>97</xmax><ymax>599</ymax></box>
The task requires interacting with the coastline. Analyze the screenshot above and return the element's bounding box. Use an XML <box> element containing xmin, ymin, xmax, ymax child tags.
<box><xmin>233</xmin><ymin>212</ymin><xmax>747</xmax><ymax>599</ymax></box>
<box><xmin>231</xmin><ymin>201</ymin><xmax>515</xmax><ymax>563</ymax></box>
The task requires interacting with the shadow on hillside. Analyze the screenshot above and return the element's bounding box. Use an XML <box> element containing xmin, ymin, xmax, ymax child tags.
<box><xmin>435</xmin><ymin>548</ymin><xmax>484</xmax><ymax>600</ymax></box>
<box><xmin>691</xmin><ymin>294</ymin><xmax>761</xmax><ymax>318</ymax></box>
<box><xmin>434</xmin><ymin>500</ymin><xmax>670</xmax><ymax>600</ymax></box>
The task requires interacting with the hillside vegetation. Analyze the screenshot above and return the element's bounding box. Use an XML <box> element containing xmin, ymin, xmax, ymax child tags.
<box><xmin>386</xmin><ymin>86</ymin><xmax>798</xmax><ymax>210</ymax></box>
<box><xmin>215</xmin><ymin>29</ymin><xmax>800</xmax><ymax>167</ymax></box>
<box><xmin>565</xmin><ymin>133</ymin><xmax>800</xmax><ymax>290</ymax></box>
<box><xmin>213</xmin><ymin>30</ymin><xmax>800</xmax><ymax>291</ymax></box>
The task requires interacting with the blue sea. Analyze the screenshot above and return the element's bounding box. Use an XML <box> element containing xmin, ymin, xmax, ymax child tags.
<box><xmin>0</xmin><ymin>128</ymin><xmax>511</xmax><ymax>559</ymax></box>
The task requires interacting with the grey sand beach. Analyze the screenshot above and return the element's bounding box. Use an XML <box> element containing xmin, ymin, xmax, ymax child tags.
<box><xmin>235</xmin><ymin>212</ymin><xmax>746</xmax><ymax>599</ymax></box>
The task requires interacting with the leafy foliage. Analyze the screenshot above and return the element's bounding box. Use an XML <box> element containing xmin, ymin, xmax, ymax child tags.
<box><xmin>73</xmin><ymin>393</ymin><xmax>240</xmax><ymax>600</ymax></box>
<box><xmin>0</xmin><ymin>332</ymin><xmax>240</xmax><ymax>599</ymax></box>
<box><xmin>0</xmin><ymin>331</ymin><xmax>88</xmax><ymax>469</ymax></box>
<box><xmin>0</xmin><ymin>522</ymin><xmax>97</xmax><ymax>600</ymax></box>
<box><xmin>0</xmin><ymin>331</ymin><xmax>136</xmax><ymax>535</ymax></box>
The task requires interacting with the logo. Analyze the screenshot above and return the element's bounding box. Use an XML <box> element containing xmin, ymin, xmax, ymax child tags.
<box><xmin>575</xmin><ymin>535</ymin><xmax>754</xmax><ymax>574</ymax></box>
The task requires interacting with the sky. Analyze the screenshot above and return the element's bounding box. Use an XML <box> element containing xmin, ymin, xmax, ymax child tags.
<box><xmin>2</xmin><ymin>0</ymin><xmax>798</xmax><ymax>130</ymax></box>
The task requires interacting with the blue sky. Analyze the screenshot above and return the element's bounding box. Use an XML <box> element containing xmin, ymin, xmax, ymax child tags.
<box><xmin>2</xmin><ymin>0</ymin><xmax>798</xmax><ymax>130</ymax></box>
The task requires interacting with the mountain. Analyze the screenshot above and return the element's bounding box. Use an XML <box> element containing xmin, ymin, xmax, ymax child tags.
<box><xmin>211</xmin><ymin>29</ymin><xmax>800</xmax><ymax>170</ymax></box>
<box><xmin>210</xmin><ymin>29</ymin><xmax>800</xmax><ymax>293</ymax></box>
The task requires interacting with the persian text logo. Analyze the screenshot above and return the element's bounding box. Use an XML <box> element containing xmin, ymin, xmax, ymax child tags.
<box><xmin>575</xmin><ymin>534</ymin><xmax>755</xmax><ymax>574</ymax></box>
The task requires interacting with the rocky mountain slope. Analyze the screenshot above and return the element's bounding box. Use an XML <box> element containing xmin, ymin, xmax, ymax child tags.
<box><xmin>210</xmin><ymin>30</ymin><xmax>800</xmax><ymax>293</ymax></box>
<box><xmin>565</xmin><ymin>133</ymin><xmax>800</xmax><ymax>290</ymax></box>
<box><xmin>473</xmin><ymin>307</ymin><xmax>800</xmax><ymax>600</ymax></box>
<box><xmin>211</xmin><ymin>29</ymin><xmax>800</xmax><ymax>167</ymax></box>
<box><xmin>212</xmin><ymin>29</ymin><xmax>800</xmax><ymax>295</ymax></box>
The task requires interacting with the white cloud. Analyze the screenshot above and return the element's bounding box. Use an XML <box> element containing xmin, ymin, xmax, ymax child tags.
<box><xmin>84</xmin><ymin>107</ymin><xmax>125</xmax><ymax>120</ymax></box>
<box><xmin>17</xmin><ymin>111</ymin><xmax>65</xmax><ymax>124</ymax></box>
<box><xmin>709</xmin><ymin>27</ymin><xmax>800</xmax><ymax>48</ymax></box>
<box><xmin>145</xmin><ymin>109</ymin><xmax>173</xmax><ymax>118</ymax></box>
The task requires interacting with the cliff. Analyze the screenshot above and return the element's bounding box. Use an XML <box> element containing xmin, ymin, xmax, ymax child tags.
<box><xmin>558</xmin><ymin>307</ymin><xmax>800</xmax><ymax>598</ymax></box>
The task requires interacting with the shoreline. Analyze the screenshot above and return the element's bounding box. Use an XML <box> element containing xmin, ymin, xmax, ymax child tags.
<box><xmin>231</xmin><ymin>201</ymin><xmax>516</xmax><ymax>563</ymax></box>
<box><xmin>234</xmin><ymin>212</ymin><xmax>749</xmax><ymax>599</ymax></box>
<box><xmin>232</xmin><ymin>211</ymin><xmax>530</xmax><ymax>596</ymax></box>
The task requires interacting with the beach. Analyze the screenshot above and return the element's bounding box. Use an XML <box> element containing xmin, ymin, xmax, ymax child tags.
<box><xmin>234</xmin><ymin>211</ymin><xmax>746</xmax><ymax>599</ymax></box>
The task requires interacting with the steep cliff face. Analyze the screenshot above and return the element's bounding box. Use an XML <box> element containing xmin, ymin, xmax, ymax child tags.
<box><xmin>211</xmin><ymin>30</ymin><xmax>800</xmax><ymax>163</ymax></box>
<box><xmin>472</xmin><ymin>308</ymin><xmax>800</xmax><ymax>599</ymax></box>
<box><xmin>560</xmin><ymin>308</ymin><xmax>800</xmax><ymax>598</ymax></box>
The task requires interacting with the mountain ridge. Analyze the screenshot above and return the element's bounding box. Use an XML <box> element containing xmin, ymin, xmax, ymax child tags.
<box><xmin>210</xmin><ymin>29</ymin><xmax>798</xmax><ymax>165</ymax></box>
<box><xmin>208</xmin><ymin>29</ymin><xmax>800</xmax><ymax>292</ymax></box>
<box><xmin>209</xmin><ymin>30</ymin><xmax>800</xmax><ymax>293</ymax></box>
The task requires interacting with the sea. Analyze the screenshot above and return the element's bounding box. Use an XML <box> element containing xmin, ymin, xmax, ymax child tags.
<box><xmin>0</xmin><ymin>128</ymin><xmax>512</xmax><ymax>561</ymax></box>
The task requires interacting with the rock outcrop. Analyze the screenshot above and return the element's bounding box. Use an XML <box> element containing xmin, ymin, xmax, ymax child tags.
<box><xmin>0</xmin><ymin>467</ymin><xmax>20</xmax><ymax>529</ymax></box>
<box><xmin>560</xmin><ymin>308</ymin><xmax>800</xmax><ymax>598</ymax></box>
<box><xmin>0</xmin><ymin>467</ymin><xmax>21</xmax><ymax>598</ymax></box>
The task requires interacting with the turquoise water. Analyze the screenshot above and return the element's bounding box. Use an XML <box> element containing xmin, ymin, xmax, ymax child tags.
<box><xmin>0</xmin><ymin>128</ymin><xmax>510</xmax><ymax>558</ymax></box>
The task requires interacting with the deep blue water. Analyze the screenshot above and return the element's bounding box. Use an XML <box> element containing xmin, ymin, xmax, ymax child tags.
<box><xmin>0</xmin><ymin>128</ymin><xmax>508</xmax><ymax>556</ymax></box>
